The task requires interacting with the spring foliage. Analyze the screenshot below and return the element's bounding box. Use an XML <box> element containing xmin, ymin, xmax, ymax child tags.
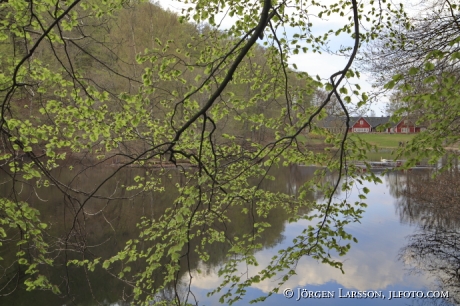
<box><xmin>0</xmin><ymin>0</ymin><xmax>454</xmax><ymax>304</ymax></box>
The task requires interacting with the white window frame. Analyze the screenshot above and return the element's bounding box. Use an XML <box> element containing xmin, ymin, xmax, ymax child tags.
<box><xmin>353</xmin><ymin>128</ymin><xmax>369</xmax><ymax>133</ymax></box>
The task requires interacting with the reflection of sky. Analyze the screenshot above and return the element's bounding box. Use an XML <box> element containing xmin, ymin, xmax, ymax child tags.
<box><xmin>187</xmin><ymin>175</ymin><xmax>440</xmax><ymax>305</ymax></box>
<box><xmin>192</xmin><ymin>283</ymin><xmax>440</xmax><ymax>306</ymax></box>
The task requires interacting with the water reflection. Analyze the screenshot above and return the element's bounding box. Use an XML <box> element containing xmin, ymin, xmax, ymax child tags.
<box><xmin>190</xmin><ymin>177</ymin><xmax>425</xmax><ymax>302</ymax></box>
<box><xmin>189</xmin><ymin>170</ymin><xmax>458</xmax><ymax>305</ymax></box>
<box><xmin>396</xmin><ymin>170</ymin><xmax>460</xmax><ymax>304</ymax></box>
<box><xmin>0</xmin><ymin>166</ymin><xmax>458</xmax><ymax>305</ymax></box>
<box><xmin>0</xmin><ymin>166</ymin><xmax>183</xmax><ymax>305</ymax></box>
<box><xmin>0</xmin><ymin>164</ymin><xmax>314</xmax><ymax>305</ymax></box>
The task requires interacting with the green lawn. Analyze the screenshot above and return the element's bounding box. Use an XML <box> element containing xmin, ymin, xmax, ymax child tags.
<box><xmin>350</xmin><ymin>133</ymin><xmax>416</xmax><ymax>148</ymax></box>
<box><xmin>299</xmin><ymin>133</ymin><xmax>417</xmax><ymax>149</ymax></box>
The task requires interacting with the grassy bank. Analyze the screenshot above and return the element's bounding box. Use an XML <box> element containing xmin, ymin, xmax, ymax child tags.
<box><xmin>350</xmin><ymin>133</ymin><xmax>416</xmax><ymax>148</ymax></box>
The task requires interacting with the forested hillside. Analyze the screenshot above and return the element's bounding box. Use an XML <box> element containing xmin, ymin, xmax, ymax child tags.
<box><xmin>1</xmin><ymin>1</ymin><xmax>317</xmax><ymax>161</ymax></box>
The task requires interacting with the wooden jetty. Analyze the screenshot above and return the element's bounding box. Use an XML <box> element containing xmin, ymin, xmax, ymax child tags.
<box><xmin>349</xmin><ymin>159</ymin><xmax>435</xmax><ymax>172</ymax></box>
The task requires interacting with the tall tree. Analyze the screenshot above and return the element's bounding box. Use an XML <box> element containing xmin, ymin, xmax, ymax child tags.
<box><xmin>363</xmin><ymin>0</ymin><xmax>460</xmax><ymax>167</ymax></box>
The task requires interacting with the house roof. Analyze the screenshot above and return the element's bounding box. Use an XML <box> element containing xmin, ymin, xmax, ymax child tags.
<box><xmin>393</xmin><ymin>117</ymin><xmax>423</xmax><ymax>126</ymax></box>
<box><xmin>318</xmin><ymin>116</ymin><xmax>347</xmax><ymax>127</ymax></box>
<box><xmin>320</xmin><ymin>116</ymin><xmax>390</xmax><ymax>128</ymax></box>
<box><xmin>350</xmin><ymin>116</ymin><xmax>390</xmax><ymax>127</ymax></box>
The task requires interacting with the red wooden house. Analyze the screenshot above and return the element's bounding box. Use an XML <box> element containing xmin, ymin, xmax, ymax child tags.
<box><xmin>320</xmin><ymin>116</ymin><xmax>389</xmax><ymax>133</ymax></box>
<box><xmin>349</xmin><ymin>117</ymin><xmax>371</xmax><ymax>133</ymax></box>
<box><xmin>348</xmin><ymin>116</ymin><xmax>390</xmax><ymax>133</ymax></box>
<box><xmin>320</xmin><ymin>116</ymin><xmax>424</xmax><ymax>133</ymax></box>
<box><xmin>386</xmin><ymin>118</ymin><xmax>425</xmax><ymax>133</ymax></box>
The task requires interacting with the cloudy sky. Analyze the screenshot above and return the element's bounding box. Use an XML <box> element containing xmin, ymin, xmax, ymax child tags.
<box><xmin>157</xmin><ymin>0</ymin><xmax>387</xmax><ymax>115</ymax></box>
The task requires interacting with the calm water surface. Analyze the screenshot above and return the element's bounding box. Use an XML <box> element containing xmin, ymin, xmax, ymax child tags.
<box><xmin>0</xmin><ymin>166</ymin><xmax>456</xmax><ymax>305</ymax></box>
<box><xmin>188</xmin><ymin>169</ymin><xmax>454</xmax><ymax>305</ymax></box>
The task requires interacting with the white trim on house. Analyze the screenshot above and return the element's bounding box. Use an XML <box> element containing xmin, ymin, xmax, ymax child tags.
<box><xmin>353</xmin><ymin>128</ymin><xmax>370</xmax><ymax>133</ymax></box>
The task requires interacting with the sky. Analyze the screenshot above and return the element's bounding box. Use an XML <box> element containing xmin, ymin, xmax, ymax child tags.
<box><xmin>156</xmin><ymin>0</ymin><xmax>388</xmax><ymax>116</ymax></box>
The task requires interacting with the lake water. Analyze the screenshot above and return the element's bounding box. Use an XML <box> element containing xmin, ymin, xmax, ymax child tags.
<box><xmin>0</xmin><ymin>166</ymin><xmax>457</xmax><ymax>305</ymax></box>
<box><xmin>186</xmin><ymin>169</ymin><xmax>456</xmax><ymax>306</ymax></box>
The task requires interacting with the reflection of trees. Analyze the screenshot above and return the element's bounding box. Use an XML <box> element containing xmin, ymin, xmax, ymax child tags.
<box><xmin>401</xmin><ymin>228</ymin><xmax>460</xmax><ymax>305</ymax></box>
<box><xmin>0</xmin><ymin>164</ymin><xmax>317</xmax><ymax>305</ymax></box>
<box><xmin>258</xmin><ymin>164</ymin><xmax>316</xmax><ymax>199</ymax></box>
<box><xmin>385</xmin><ymin>170</ymin><xmax>405</xmax><ymax>199</ymax></box>
<box><xmin>393</xmin><ymin>169</ymin><xmax>460</xmax><ymax>305</ymax></box>
<box><xmin>395</xmin><ymin>170</ymin><xmax>460</xmax><ymax>228</ymax></box>
<box><xmin>0</xmin><ymin>165</ymin><xmax>178</xmax><ymax>305</ymax></box>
